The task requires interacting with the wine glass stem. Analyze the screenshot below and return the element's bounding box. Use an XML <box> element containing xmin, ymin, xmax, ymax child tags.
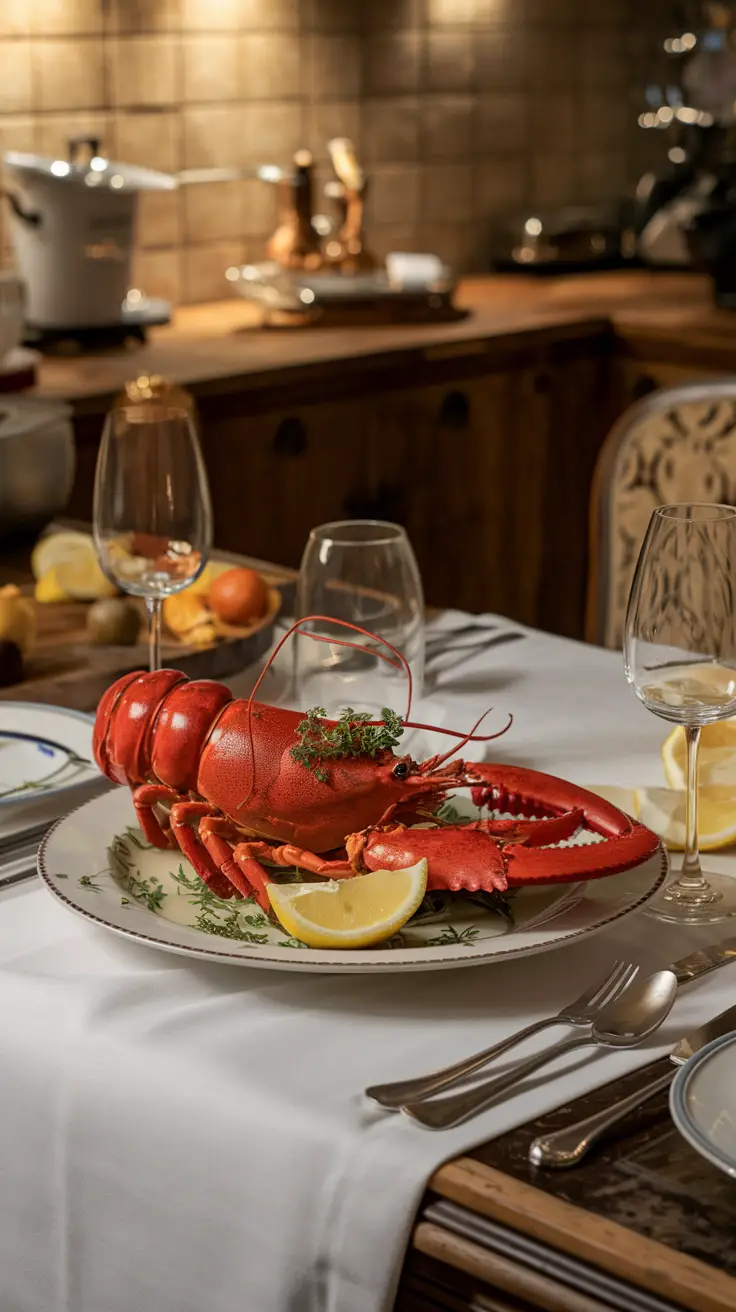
<box><xmin>679</xmin><ymin>722</ymin><xmax>705</xmax><ymax>888</ymax></box>
<box><xmin>146</xmin><ymin>596</ymin><xmax>162</xmax><ymax>673</ymax></box>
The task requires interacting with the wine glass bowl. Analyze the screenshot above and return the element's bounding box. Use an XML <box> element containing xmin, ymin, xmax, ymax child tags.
<box><xmin>93</xmin><ymin>393</ymin><xmax>212</xmax><ymax>671</ymax></box>
<box><xmin>295</xmin><ymin>520</ymin><xmax>424</xmax><ymax>719</ymax></box>
<box><xmin>624</xmin><ymin>502</ymin><xmax>736</xmax><ymax>923</ymax></box>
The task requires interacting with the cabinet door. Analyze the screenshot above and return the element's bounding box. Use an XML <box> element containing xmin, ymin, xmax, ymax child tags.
<box><xmin>197</xmin><ymin>396</ymin><xmax>373</xmax><ymax>569</ymax></box>
<box><xmin>367</xmin><ymin>369</ymin><xmax>551</xmax><ymax>623</ymax></box>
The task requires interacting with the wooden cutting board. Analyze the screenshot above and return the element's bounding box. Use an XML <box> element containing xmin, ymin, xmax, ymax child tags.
<box><xmin>0</xmin><ymin>530</ymin><xmax>296</xmax><ymax>713</ymax></box>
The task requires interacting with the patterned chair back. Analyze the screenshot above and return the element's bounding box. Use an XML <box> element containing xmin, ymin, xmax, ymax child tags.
<box><xmin>587</xmin><ymin>379</ymin><xmax>736</xmax><ymax>649</ymax></box>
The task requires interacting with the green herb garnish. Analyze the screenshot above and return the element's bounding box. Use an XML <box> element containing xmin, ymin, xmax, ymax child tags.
<box><xmin>290</xmin><ymin>706</ymin><xmax>404</xmax><ymax>781</ymax></box>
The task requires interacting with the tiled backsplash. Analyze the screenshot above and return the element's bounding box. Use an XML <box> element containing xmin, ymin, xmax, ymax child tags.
<box><xmin>0</xmin><ymin>0</ymin><xmax>677</xmax><ymax>304</ymax></box>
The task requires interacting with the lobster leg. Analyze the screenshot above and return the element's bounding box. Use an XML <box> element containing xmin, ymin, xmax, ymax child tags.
<box><xmin>230</xmin><ymin>842</ymin><xmax>353</xmax><ymax>913</ymax></box>
<box><xmin>133</xmin><ymin>784</ymin><xmax>181</xmax><ymax>849</ymax></box>
<box><xmin>169</xmin><ymin>801</ymin><xmax>241</xmax><ymax>900</ymax></box>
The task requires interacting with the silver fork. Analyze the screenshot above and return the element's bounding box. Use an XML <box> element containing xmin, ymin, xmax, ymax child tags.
<box><xmin>365</xmin><ymin>960</ymin><xmax>638</xmax><ymax>1110</ymax></box>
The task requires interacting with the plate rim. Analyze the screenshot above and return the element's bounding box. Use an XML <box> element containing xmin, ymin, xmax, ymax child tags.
<box><xmin>37</xmin><ymin>789</ymin><xmax>670</xmax><ymax>973</ymax></box>
<box><xmin>0</xmin><ymin>700</ymin><xmax>94</xmax><ymax>808</ymax></box>
<box><xmin>670</xmin><ymin>1030</ymin><xmax>736</xmax><ymax>1179</ymax></box>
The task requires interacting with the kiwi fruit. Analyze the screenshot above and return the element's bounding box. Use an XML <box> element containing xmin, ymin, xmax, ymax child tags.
<box><xmin>87</xmin><ymin>598</ymin><xmax>141</xmax><ymax>646</ymax></box>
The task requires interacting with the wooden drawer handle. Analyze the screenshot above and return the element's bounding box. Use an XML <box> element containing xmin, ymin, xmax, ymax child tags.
<box><xmin>632</xmin><ymin>374</ymin><xmax>657</xmax><ymax>400</ymax></box>
<box><xmin>272</xmin><ymin>417</ymin><xmax>307</xmax><ymax>458</ymax></box>
<box><xmin>439</xmin><ymin>390</ymin><xmax>470</xmax><ymax>430</ymax></box>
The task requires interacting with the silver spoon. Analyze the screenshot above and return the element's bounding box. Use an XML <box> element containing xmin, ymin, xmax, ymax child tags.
<box><xmin>402</xmin><ymin>968</ymin><xmax>678</xmax><ymax>1130</ymax></box>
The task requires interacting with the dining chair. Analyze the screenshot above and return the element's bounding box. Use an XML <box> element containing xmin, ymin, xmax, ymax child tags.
<box><xmin>586</xmin><ymin>378</ymin><xmax>736</xmax><ymax>649</ymax></box>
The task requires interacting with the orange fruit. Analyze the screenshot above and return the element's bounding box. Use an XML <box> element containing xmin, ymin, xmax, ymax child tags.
<box><xmin>209</xmin><ymin>568</ymin><xmax>268</xmax><ymax>626</ymax></box>
<box><xmin>163</xmin><ymin>591</ymin><xmax>209</xmax><ymax>636</ymax></box>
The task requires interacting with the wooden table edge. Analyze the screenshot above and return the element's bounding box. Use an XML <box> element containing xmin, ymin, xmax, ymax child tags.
<box><xmin>427</xmin><ymin>1156</ymin><xmax>736</xmax><ymax>1312</ymax></box>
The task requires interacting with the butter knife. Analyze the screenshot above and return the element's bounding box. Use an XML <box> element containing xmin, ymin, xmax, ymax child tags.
<box><xmin>529</xmin><ymin>1000</ymin><xmax>736</xmax><ymax>1168</ymax></box>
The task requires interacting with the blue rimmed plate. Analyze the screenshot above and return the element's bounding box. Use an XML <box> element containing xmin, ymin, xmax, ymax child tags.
<box><xmin>670</xmin><ymin>1031</ymin><xmax>736</xmax><ymax>1179</ymax></box>
<box><xmin>0</xmin><ymin>702</ymin><xmax>104</xmax><ymax>837</ymax></box>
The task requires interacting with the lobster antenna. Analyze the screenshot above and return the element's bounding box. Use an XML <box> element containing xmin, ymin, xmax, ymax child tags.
<box><xmin>240</xmin><ymin>615</ymin><xmax>414</xmax><ymax>805</ymax></box>
<box><xmin>418</xmin><ymin>708</ymin><xmax>513</xmax><ymax>774</ymax></box>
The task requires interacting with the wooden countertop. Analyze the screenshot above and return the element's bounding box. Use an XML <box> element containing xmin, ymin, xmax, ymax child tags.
<box><xmin>30</xmin><ymin>271</ymin><xmax>736</xmax><ymax>413</ymax></box>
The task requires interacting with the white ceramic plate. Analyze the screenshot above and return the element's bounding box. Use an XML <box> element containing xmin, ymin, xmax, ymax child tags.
<box><xmin>38</xmin><ymin>787</ymin><xmax>668</xmax><ymax>974</ymax></box>
<box><xmin>0</xmin><ymin>702</ymin><xmax>103</xmax><ymax>837</ymax></box>
<box><xmin>670</xmin><ymin>1032</ymin><xmax>736</xmax><ymax>1179</ymax></box>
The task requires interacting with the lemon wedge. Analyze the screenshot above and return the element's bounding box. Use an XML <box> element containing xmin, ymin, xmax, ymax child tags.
<box><xmin>31</xmin><ymin>531</ymin><xmax>94</xmax><ymax>581</ymax></box>
<box><xmin>663</xmin><ymin>720</ymin><xmax>736</xmax><ymax>790</ymax></box>
<box><xmin>34</xmin><ymin>568</ymin><xmax>68</xmax><ymax>603</ymax></box>
<box><xmin>635</xmin><ymin>786</ymin><xmax>736</xmax><ymax>851</ymax></box>
<box><xmin>55</xmin><ymin>551</ymin><xmax>117</xmax><ymax>601</ymax></box>
<box><xmin>267</xmin><ymin>860</ymin><xmax>428</xmax><ymax>949</ymax></box>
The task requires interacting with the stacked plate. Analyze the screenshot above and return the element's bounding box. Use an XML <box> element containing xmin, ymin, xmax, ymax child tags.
<box><xmin>0</xmin><ymin>702</ymin><xmax>107</xmax><ymax>889</ymax></box>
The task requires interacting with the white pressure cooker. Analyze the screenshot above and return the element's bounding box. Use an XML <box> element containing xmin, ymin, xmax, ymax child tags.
<box><xmin>2</xmin><ymin>137</ymin><xmax>272</xmax><ymax>331</ymax></box>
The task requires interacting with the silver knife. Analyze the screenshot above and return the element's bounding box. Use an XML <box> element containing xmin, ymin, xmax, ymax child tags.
<box><xmin>529</xmin><ymin>1001</ymin><xmax>736</xmax><ymax>1168</ymax></box>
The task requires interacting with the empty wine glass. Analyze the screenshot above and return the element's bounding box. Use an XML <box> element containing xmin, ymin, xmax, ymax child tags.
<box><xmin>295</xmin><ymin>520</ymin><xmax>424</xmax><ymax>719</ymax></box>
<box><xmin>624</xmin><ymin>503</ymin><xmax>736</xmax><ymax>923</ymax></box>
<box><xmin>93</xmin><ymin>381</ymin><xmax>212</xmax><ymax>671</ymax></box>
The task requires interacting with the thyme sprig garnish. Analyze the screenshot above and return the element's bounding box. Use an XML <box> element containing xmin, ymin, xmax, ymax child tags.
<box><xmin>290</xmin><ymin>706</ymin><xmax>404</xmax><ymax>782</ymax></box>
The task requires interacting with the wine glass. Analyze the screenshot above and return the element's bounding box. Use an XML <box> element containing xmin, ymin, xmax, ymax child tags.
<box><xmin>624</xmin><ymin>502</ymin><xmax>736</xmax><ymax>923</ymax></box>
<box><xmin>93</xmin><ymin>386</ymin><xmax>212</xmax><ymax>672</ymax></box>
<box><xmin>294</xmin><ymin>520</ymin><xmax>424</xmax><ymax>720</ymax></box>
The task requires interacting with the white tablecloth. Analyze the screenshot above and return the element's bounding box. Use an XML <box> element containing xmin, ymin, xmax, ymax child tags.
<box><xmin>2</xmin><ymin>614</ymin><xmax>736</xmax><ymax>1312</ymax></box>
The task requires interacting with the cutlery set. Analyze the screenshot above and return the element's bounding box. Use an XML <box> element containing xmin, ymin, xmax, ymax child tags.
<box><xmin>365</xmin><ymin>938</ymin><xmax>736</xmax><ymax>1152</ymax></box>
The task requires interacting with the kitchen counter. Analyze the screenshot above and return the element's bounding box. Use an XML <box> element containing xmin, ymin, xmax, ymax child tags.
<box><xmin>31</xmin><ymin>270</ymin><xmax>735</xmax><ymax>414</ymax></box>
<box><xmin>30</xmin><ymin>269</ymin><xmax>736</xmax><ymax>639</ymax></box>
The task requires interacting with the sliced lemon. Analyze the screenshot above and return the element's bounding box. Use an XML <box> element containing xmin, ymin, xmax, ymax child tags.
<box><xmin>267</xmin><ymin>860</ymin><xmax>428</xmax><ymax>949</ymax></box>
<box><xmin>55</xmin><ymin>551</ymin><xmax>117</xmax><ymax>602</ymax></box>
<box><xmin>635</xmin><ymin>786</ymin><xmax>736</xmax><ymax>851</ymax></box>
<box><xmin>585</xmin><ymin>784</ymin><xmax>638</xmax><ymax>816</ymax></box>
<box><xmin>662</xmin><ymin>720</ymin><xmax>736</xmax><ymax>790</ymax></box>
<box><xmin>34</xmin><ymin>568</ymin><xmax>68</xmax><ymax>603</ymax></box>
<box><xmin>31</xmin><ymin>531</ymin><xmax>94</xmax><ymax>581</ymax></box>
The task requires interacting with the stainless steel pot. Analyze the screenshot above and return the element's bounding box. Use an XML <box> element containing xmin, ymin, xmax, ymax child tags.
<box><xmin>2</xmin><ymin>137</ymin><xmax>281</xmax><ymax>330</ymax></box>
<box><xmin>0</xmin><ymin>398</ymin><xmax>75</xmax><ymax>542</ymax></box>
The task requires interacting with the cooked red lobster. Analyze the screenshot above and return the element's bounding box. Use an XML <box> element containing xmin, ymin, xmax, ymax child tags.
<box><xmin>93</xmin><ymin>618</ymin><xmax>659</xmax><ymax>912</ymax></box>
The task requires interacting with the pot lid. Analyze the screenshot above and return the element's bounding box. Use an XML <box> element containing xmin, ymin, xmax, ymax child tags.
<box><xmin>3</xmin><ymin>149</ymin><xmax>175</xmax><ymax>193</ymax></box>
<box><xmin>0</xmin><ymin>398</ymin><xmax>72</xmax><ymax>440</ymax></box>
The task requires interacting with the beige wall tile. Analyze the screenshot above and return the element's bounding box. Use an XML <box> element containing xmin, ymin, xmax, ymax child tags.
<box><xmin>420</xmin><ymin>95</ymin><xmax>474</xmax><ymax>160</ymax></box>
<box><xmin>428</xmin><ymin>0</ymin><xmax>485</xmax><ymax>23</ymax></box>
<box><xmin>304</xmin><ymin>99</ymin><xmax>361</xmax><ymax>163</ymax></box>
<box><xmin>580</xmin><ymin>28</ymin><xmax>629</xmax><ymax>88</ymax></box>
<box><xmin>108</xmin><ymin>0</ymin><xmax>180</xmax><ymax>32</ymax></box>
<box><xmin>363</xmin><ymin>33</ymin><xmax>421</xmax><ymax>97</ymax></box>
<box><xmin>531</xmin><ymin>152</ymin><xmax>577</xmax><ymax>207</ymax></box>
<box><xmin>183</xmin><ymin>238</ymin><xmax>243</xmax><ymax>301</ymax></box>
<box><xmin>35</xmin><ymin>111</ymin><xmax>116</xmax><ymax>159</ymax></box>
<box><xmin>474</xmin><ymin>155</ymin><xmax>526</xmax><ymax>214</ymax></box>
<box><xmin>420</xmin><ymin>162</ymin><xmax>473</xmax><ymax>221</ymax></box>
<box><xmin>369</xmin><ymin>223</ymin><xmax>419</xmax><ymax>259</ymax></box>
<box><xmin>239</xmin><ymin>34</ymin><xmax>301</xmax><ymax>100</ymax></box>
<box><xmin>363</xmin><ymin>97</ymin><xmax>420</xmax><ymax>164</ymax></box>
<box><xmin>110</xmin><ymin>36</ymin><xmax>177</xmax><ymax>108</ymax></box>
<box><xmin>0</xmin><ymin>2</ymin><xmax>29</xmax><ymax>36</ymax></box>
<box><xmin>182</xmin><ymin>35</ymin><xmax>240</xmax><ymax>103</ymax></box>
<box><xmin>182</xmin><ymin>106</ymin><xmax>248</xmax><ymax>168</ymax></box>
<box><xmin>0</xmin><ymin>115</ymin><xmax>38</xmax><ymax>156</ymax></box>
<box><xmin>131</xmin><ymin>246</ymin><xmax>181</xmax><ymax>301</ymax></box>
<box><xmin>579</xmin><ymin>93</ymin><xmax>630</xmax><ymax>151</ymax></box>
<box><xmin>241</xmin><ymin>102</ymin><xmax>304</xmax><ymax>165</ymax></box>
<box><xmin>33</xmin><ymin>40</ymin><xmax>106</xmax><ymax>111</ymax></box>
<box><xmin>414</xmin><ymin>218</ymin><xmax>477</xmax><ymax>270</ymax></box>
<box><xmin>27</xmin><ymin>0</ymin><xmax>103</xmax><ymax>34</ymax></box>
<box><xmin>305</xmin><ymin>35</ymin><xmax>362</xmax><ymax>100</ymax></box>
<box><xmin>238</xmin><ymin>0</ymin><xmax>300</xmax><ymax>28</ymax></box>
<box><xmin>365</xmin><ymin>0</ymin><xmax>425</xmax><ymax>29</ymax></box>
<box><xmin>475</xmin><ymin>92</ymin><xmax>528</xmax><ymax>153</ymax></box>
<box><xmin>116</xmin><ymin>111</ymin><xmax>180</xmax><ymax>172</ymax></box>
<box><xmin>475</xmin><ymin>29</ymin><xmax>528</xmax><ymax>90</ymax></box>
<box><xmin>183</xmin><ymin>179</ymin><xmax>243</xmax><ymax>241</ymax></box>
<box><xmin>366</xmin><ymin>164</ymin><xmax>419</xmax><ymax>227</ymax></box>
<box><xmin>301</xmin><ymin>0</ymin><xmax>361</xmax><ymax>30</ymax></box>
<box><xmin>528</xmin><ymin>28</ymin><xmax>580</xmax><ymax>90</ymax></box>
<box><xmin>424</xmin><ymin>32</ymin><xmax>475</xmax><ymax>93</ymax></box>
<box><xmin>136</xmin><ymin>189</ymin><xmax>182</xmax><ymax>246</ymax></box>
<box><xmin>577</xmin><ymin>150</ymin><xmax>629</xmax><ymax>200</ymax></box>
<box><xmin>240</xmin><ymin>175</ymin><xmax>277</xmax><ymax>237</ymax></box>
<box><xmin>529</xmin><ymin>91</ymin><xmax>577</xmax><ymax>154</ymax></box>
<box><xmin>0</xmin><ymin>40</ymin><xmax>32</xmax><ymax>114</ymax></box>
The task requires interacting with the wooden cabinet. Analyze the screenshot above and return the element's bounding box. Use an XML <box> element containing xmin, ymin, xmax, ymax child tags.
<box><xmin>173</xmin><ymin>332</ymin><xmax>610</xmax><ymax>638</ymax></box>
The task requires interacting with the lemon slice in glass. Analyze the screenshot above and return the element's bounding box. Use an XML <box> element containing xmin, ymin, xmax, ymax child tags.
<box><xmin>267</xmin><ymin>860</ymin><xmax>428</xmax><ymax>949</ymax></box>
